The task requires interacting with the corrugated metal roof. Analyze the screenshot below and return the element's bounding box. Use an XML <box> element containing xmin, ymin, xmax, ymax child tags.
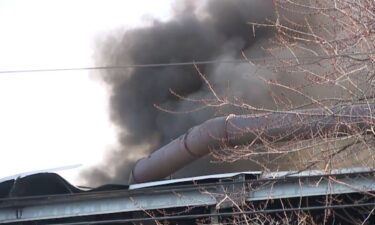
<box><xmin>129</xmin><ymin>171</ymin><xmax>261</xmax><ymax>189</ymax></box>
<box><xmin>129</xmin><ymin>167</ymin><xmax>375</xmax><ymax>190</ymax></box>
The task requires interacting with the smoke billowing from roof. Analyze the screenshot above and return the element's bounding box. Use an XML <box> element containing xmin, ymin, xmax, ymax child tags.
<box><xmin>81</xmin><ymin>0</ymin><xmax>279</xmax><ymax>186</ymax></box>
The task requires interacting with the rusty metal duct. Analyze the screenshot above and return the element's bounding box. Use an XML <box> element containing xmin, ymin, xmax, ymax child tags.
<box><xmin>131</xmin><ymin>104</ymin><xmax>375</xmax><ymax>183</ymax></box>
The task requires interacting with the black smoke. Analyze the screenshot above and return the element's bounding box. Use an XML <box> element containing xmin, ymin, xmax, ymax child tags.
<box><xmin>81</xmin><ymin>0</ymin><xmax>279</xmax><ymax>186</ymax></box>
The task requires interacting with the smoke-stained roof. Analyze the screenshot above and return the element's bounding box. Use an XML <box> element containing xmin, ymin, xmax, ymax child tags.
<box><xmin>0</xmin><ymin>173</ymin><xmax>128</xmax><ymax>199</ymax></box>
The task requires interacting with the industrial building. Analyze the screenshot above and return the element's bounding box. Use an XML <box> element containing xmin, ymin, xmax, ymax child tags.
<box><xmin>1</xmin><ymin>168</ymin><xmax>375</xmax><ymax>224</ymax></box>
<box><xmin>1</xmin><ymin>103</ymin><xmax>375</xmax><ymax>224</ymax></box>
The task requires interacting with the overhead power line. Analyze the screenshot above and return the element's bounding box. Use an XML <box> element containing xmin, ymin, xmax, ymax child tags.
<box><xmin>0</xmin><ymin>51</ymin><xmax>373</xmax><ymax>74</ymax></box>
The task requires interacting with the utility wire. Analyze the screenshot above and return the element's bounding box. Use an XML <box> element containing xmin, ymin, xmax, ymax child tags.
<box><xmin>0</xmin><ymin>51</ymin><xmax>374</xmax><ymax>74</ymax></box>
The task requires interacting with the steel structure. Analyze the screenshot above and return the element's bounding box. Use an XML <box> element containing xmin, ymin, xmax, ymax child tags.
<box><xmin>1</xmin><ymin>104</ymin><xmax>375</xmax><ymax>224</ymax></box>
<box><xmin>0</xmin><ymin>168</ymin><xmax>375</xmax><ymax>224</ymax></box>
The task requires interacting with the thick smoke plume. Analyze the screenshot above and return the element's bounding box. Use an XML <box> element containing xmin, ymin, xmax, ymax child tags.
<box><xmin>82</xmin><ymin>0</ymin><xmax>284</xmax><ymax>186</ymax></box>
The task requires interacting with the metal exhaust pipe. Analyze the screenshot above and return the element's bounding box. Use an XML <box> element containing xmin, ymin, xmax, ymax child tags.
<box><xmin>131</xmin><ymin>104</ymin><xmax>375</xmax><ymax>183</ymax></box>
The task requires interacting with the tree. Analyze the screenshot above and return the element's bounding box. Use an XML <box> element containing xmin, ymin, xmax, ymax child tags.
<box><xmin>201</xmin><ymin>0</ymin><xmax>375</xmax><ymax>174</ymax></box>
<box><xmin>187</xmin><ymin>1</ymin><xmax>375</xmax><ymax>223</ymax></box>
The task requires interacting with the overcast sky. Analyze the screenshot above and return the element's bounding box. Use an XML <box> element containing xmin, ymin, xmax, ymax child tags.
<box><xmin>0</xmin><ymin>0</ymin><xmax>173</xmax><ymax>185</ymax></box>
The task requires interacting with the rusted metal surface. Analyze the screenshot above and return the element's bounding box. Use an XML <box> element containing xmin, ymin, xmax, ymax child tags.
<box><xmin>131</xmin><ymin>104</ymin><xmax>375</xmax><ymax>183</ymax></box>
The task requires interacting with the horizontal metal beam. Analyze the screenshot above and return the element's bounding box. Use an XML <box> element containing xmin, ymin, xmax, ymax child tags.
<box><xmin>0</xmin><ymin>170</ymin><xmax>374</xmax><ymax>223</ymax></box>
<box><xmin>250</xmin><ymin>175</ymin><xmax>375</xmax><ymax>201</ymax></box>
<box><xmin>0</xmin><ymin>190</ymin><xmax>216</xmax><ymax>223</ymax></box>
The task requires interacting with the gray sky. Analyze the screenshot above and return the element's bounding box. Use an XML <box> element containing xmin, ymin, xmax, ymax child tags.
<box><xmin>0</xmin><ymin>0</ymin><xmax>173</xmax><ymax>184</ymax></box>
